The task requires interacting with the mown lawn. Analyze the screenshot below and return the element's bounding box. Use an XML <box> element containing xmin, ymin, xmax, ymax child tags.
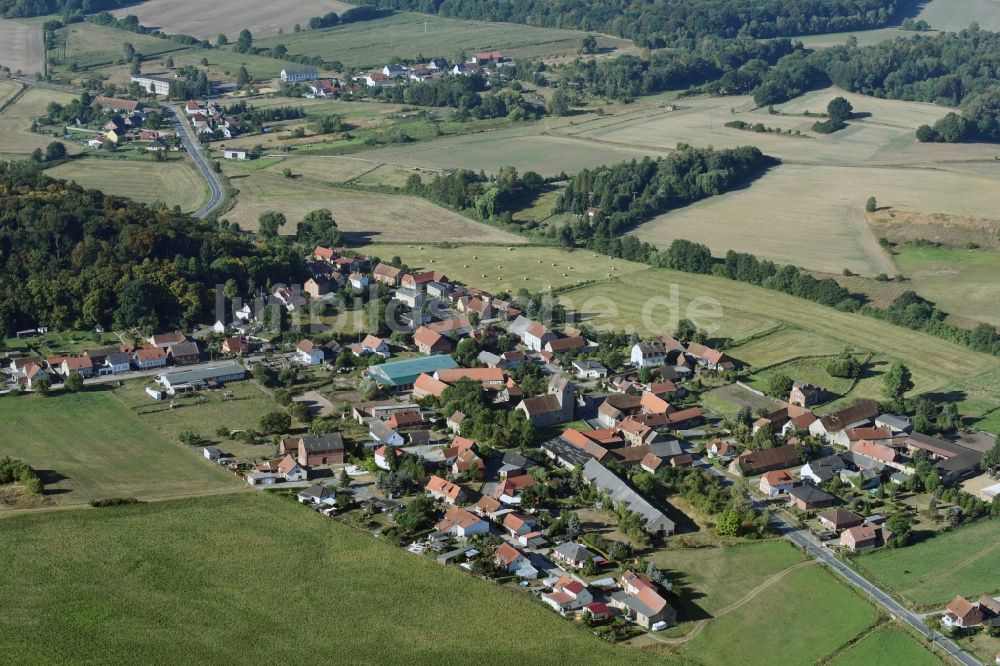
<box><xmin>680</xmin><ymin>565</ymin><xmax>878</xmax><ymax>665</ymax></box>
<box><xmin>0</xmin><ymin>390</ymin><xmax>240</xmax><ymax>505</ymax></box>
<box><xmin>0</xmin><ymin>494</ymin><xmax>673</xmax><ymax>666</ymax></box>
<box><xmin>851</xmin><ymin>519</ymin><xmax>1000</xmax><ymax>608</ymax></box>
<box><xmin>829</xmin><ymin>626</ymin><xmax>941</xmax><ymax>666</ymax></box>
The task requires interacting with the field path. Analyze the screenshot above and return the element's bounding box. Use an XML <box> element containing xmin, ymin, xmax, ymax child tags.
<box><xmin>649</xmin><ymin>559</ymin><xmax>818</xmax><ymax>645</ymax></box>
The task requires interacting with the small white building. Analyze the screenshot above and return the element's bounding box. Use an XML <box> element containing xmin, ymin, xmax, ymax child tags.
<box><xmin>223</xmin><ymin>149</ymin><xmax>247</xmax><ymax>160</ymax></box>
<box><xmin>296</xmin><ymin>339</ymin><xmax>324</xmax><ymax>366</ymax></box>
<box><xmin>203</xmin><ymin>446</ymin><xmax>222</xmax><ymax>461</ymax></box>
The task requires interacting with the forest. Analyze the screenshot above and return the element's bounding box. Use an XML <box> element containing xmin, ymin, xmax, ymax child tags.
<box><xmin>0</xmin><ymin>162</ymin><xmax>306</xmax><ymax>335</ymax></box>
<box><xmin>356</xmin><ymin>0</ymin><xmax>904</xmax><ymax>45</ymax></box>
<box><xmin>0</xmin><ymin>0</ymin><xmax>130</xmax><ymax>19</ymax></box>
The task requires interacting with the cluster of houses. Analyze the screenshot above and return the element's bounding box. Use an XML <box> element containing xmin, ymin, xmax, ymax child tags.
<box><xmin>184</xmin><ymin>100</ymin><xmax>241</xmax><ymax>139</ymax></box>
<box><xmin>353</xmin><ymin>52</ymin><xmax>512</xmax><ymax>88</ymax></box>
<box><xmin>6</xmin><ymin>332</ymin><xmax>203</xmax><ymax>390</ymax></box>
<box><xmin>84</xmin><ymin>96</ymin><xmax>173</xmax><ymax>150</ymax></box>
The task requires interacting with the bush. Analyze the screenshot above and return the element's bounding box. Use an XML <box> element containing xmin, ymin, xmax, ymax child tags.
<box><xmin>89</xmin><ymin>497</ymin><xmax>142</xmax><ymax>507</ymax></box>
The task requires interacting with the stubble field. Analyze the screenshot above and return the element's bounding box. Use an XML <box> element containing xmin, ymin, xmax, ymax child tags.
<box><xmin>0</xmin><ymin>17</ymin><xmax>43</xmax><ymax>75</ymax></box>
<box><xmin>47</xmin><ymin>158</ymin><xmax>210</xmax><ymax>212</ymax></box>
<box><xmin>0</xmin><ymin>84</ymin><xmax>78</xmax><ymax>157</ymax></box>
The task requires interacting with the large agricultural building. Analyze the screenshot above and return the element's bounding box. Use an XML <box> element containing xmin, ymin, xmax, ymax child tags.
<box><xmin>367</xmin><ymin>355</ymin><xmax>458</xmax><ymax>389</ymax></box>
<box><xmin>156</xmin><ymin>361</ymin><xmax>246</xmax><ymax>394</ymax></box>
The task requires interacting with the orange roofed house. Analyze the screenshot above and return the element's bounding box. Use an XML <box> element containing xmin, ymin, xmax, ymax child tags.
<box><xmin>425</xmin><ymin>475</ymin><xmax>466</xmax><ymax>504</ymax></box>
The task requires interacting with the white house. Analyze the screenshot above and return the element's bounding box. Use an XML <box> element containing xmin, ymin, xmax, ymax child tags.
<box><xmin>435</xmin><ymin>506</ymin><xmax>489</xmax><ymax>538</ymax></box>
<box><xmin>281</xmin><ymin>68</ymin><xmax>318</xmax><ymax>82</ymax></box>
<box><xmin>630</xmin><ymin>340</ymin><xmax>667</xmax><ymax>367</ymax></box>
<box><xmin>382</xmin><ymin>63</ymin><xmax>407</xmax><ymax>78</ymax></box>
<box><xmin>370</xmin><ymin>421</ymin><xmax>405</xmax><ymax>447</ymax></box>
<box><xmin>203</xmin><ymin>446</ymin><xmax>222</xmax><ymax>461</ymax></box>
<box><xmin>296</xmin><ymin>339</ymin><xmax>324</xmax><ymax>366</ymax></box>
<box><xmin>223</xmin><ymin>149</ymin><xmax>246</xmax><ymax>160</ymax></box>
<box><xmin>277</xmin><ymin>455</ymin><xmax>308</xmax><ymax>482</ymax></box>
<box><xmin>572</xmin><ymin>359</ymin><xmax>608</xmax><ymax>379</ymax></box>
<box><xmin>103</xmin><ymin>352</ymin><xmax>131</xmax><ymax>374</ymax></box>
<box><xmin>759</xmin><ymin>470</ymin><xmax>795</xmax><ymax>497</ymax></box>
<box><xmin>523</xmin><ymin>322</ymin><xmax>555</xmax><ymax>352</ymax></box>
<box><xmin>349</xmin><ymin>272</ymin><xmax>369</xmax><ymax>290</ymax></box>
<box><xmin>374</xmin><ymin>445</ymin><xmax>404</xmax><ymax>470</ymax></box>
<box><xmin>298</xmin><ymin>484</ymin><xmax>337</xmax><ymax>507</ymax></box>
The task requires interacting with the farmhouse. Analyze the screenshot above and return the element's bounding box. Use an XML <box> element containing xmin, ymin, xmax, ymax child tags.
<box><xmin>373</xmin><ymin>263</ymin><xmax>403</xmax><ymax>286</ymax></box>
<box><xmin>809</xmin><ymin>399</ymin><xmax>879</xmax><ymax>442</ymax></box>
<box><xmin>818</xmin><ymin>508</ymin><xmax>863</xmax><ymax>531</ymax></box>
<box><xmin>729</xmin><ymin>444</ymin><xmax>800</xmax><ymax>476</ymax></box>
<box><xmin>572</xmin><ymin>359</ymin><xmax>608</xmax><ymax>379</ymax></box>
<box><xmin>840</xmin><ymin>523</ymin><xmax>890</xmax><ymax>552</ymax></box>
<box><xmin>495</xmin><ymin>542</ymin><xmax>532</xmax><ymax>575</ymax></box>
<box><xmin>789</xmin><ymin>381</ymin><xmax>825</xmax><ymax>407</ymax></box>
<box><xmin>552</xmin><ymin>542</ymin><xmax>599</xmax><ymax>569</ymax></box>
<box><xmin>167</xmin><ymin>341</ymin><xmax>200</xmax><ymax>365</ymax></box>
<box><xmin>413</xmin><ymin>326</ymin><xmax>453</xmax><ymax>355</ymax></box>
<box><xmin>684</xmin><ymin>342</ymin><xmax>734</xmax><ymax>371</ymax></box>
<box><xmin>155</xmin><ymin>362</ymin><xmax>245</xmax><ymax>394</ymax></box>
<box><xmin>759</xmin><ymin>470</ymin><xmax>795</xmax><ymax>497</ymax></box>
<box><xmin>133</xmin><ymin>347</ymin><xmax>167</xmax><ymax>369</ymax></box>
<box><xmin>294</xmin><ymin>434</ymin><xmax>344</xmax><ymax>467</ymax></box>
<box><xmin>61</xmin><ymin>355</ymin><xmax>94</xmax><ymax>378</ymax></box>
<box><xmin>296</xmin><ymin>339</ymin><xmax>324</xmax><ymax>365</ymax></box>
<box><xmin>298</xmin><ymin>485</ymin><xmax>336</xmax><ymax>507</ymax></box>
<box><xmin>630</xmin><ymin>340</ymin><xmax>667</xmax><ymax>367</ymax></box>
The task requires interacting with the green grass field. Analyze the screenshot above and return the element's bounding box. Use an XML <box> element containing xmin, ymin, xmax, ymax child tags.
<box><xmin>0</xmin><ymin>493</ymin><xmax>671</xmax><ymax>666</ymax></box>
<box><xmin>254</xmin><ymin>12</ymin><xmax>631</xmax><ymax>70</ymax></box>
<box><xmin>648</xmin><ymin>541</ymin><xmax>806</xmax><ymax>616</ymax></box>
<box><xmin>829</xmin><ymin>626</ymin><xmax>941</xmax><ymax>666</ymax></box>
<box><xmin>57</xmin><ymin>21</ymin><xmax>188</xmax><ymax>70</ymax></box>
<box><xmin>680</xmin><ymin>565</ymin><xmax>878</xmax><ymax>665</ymax></box>
<box><xmin>46</xmin><ymin>157</ymin><xmax>209</xmax><ymax>212</ymax></box>
<box><xmin>889</xmin><ymin>244</ymin><xmax>1000</xmax><ymax>327</ymax></box>
<box><xmin>0</xmin><ymin>391</ymin><xmax>241</xmax><ymax>506</ymax></box>
<box><xmin>851</xmin><ymin>519</ymin><xmax>1000</xmax><ymax>608</ymax></box>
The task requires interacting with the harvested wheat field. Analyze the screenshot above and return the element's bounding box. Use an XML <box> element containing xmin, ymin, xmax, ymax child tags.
<box><xmin>0</xmin><ymin>18</ymin><xmax>43</xmax><ymax>76</ymax></box>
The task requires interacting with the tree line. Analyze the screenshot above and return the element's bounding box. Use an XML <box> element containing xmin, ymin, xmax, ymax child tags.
<box><xmin>0</xmin><ymin>161</ymin><xmax>307</xmax><ymax>335</ymax></box>
<box><xmin>353</xmin><ymin>0</ymin><xmax>903</xmax><ymax>46</ymax></box>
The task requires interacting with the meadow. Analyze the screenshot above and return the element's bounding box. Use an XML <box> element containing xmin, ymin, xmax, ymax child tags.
<box><xmin>851</xmin><ymin>519</ymin><xmax>1000</xmax><ymax>608</ymax></box>
<box><xmin>112</xmin><ymin>0</ymin><xmax>354</xmax><ymax>40</ymax></box>
<box><xmin>679</xmin><ymin>565</ymin><xmax>879</xmax><ymax>665</ymax></box>
<box><xmin>0</xmin><ymin>17</ymin><xmax>43</xmax><ymax>75</ymax></box>
<box><xmin>829</xmin><ymin>626</ymin><xmax>941</xmax><ymax>666</ymax></box>
<box><xmin>222</xmin><ymin>161</ymin><xmax>525</xmax><ymax>243</ymax></box>
<box><xmin>0</xmin><ymin>493</ymin><xmax>671</xmax><ymax>666</ymax></box>
<box><xmin>46</xmin><ymin>157</ymin><xmax>210</xmax><ymax>212</ymax></box>
<box><xmin>0</xmin><ymin>85</ymin><xmax>79</xmax><ymax>157</ymax></box>
<box><xmin>366</xmin><ymin>242</ymin><xmax>1000</xmax><ymax>413</ymax></box>
<box><xmin>254</xmin><ymin>12</ymin><xmax>631</xmax><ymax>70</ymax></box>
<box><xmin>0</xmin><ymin>391</ymin><xmax>241</xmax><ymax>506</ymax></box>
<box><xmin>57</xmin><ymin>22</ymin><xmax>189</xmax><ymax>70</ymax></box>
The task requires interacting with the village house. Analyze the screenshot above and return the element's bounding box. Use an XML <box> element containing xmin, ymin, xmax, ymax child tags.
<box><xmin>630</xmin><ymin>340</ymin><xmax>668</xmax><ymax>367</ymax></box>
<box><xmin>515</xmin><ymin>376</ymin><xmax>575</xmax><ymax>427</ymax></box>
<box><xmin>61</xmin><ymin>355</ymin><xmax>95</xmax><ymax>378</ymax></box>
<box><xmin>818</xmin><ymin>508</ymin><xmax>864</xmax><ymax>532</ymax></box>
<box><xmin>494</xmin><ymin>542</ymin><xmax>533</xmax><ymax>575</ymax></box>
<box><xmin>610</xmin><ymin>571</ymin><xmax>676</xmax><ymax>629</ymax></box>
<box><xmin>684</xmin><ymin>342</ymin><xmax>734</xmax><ymax>372</ymax></box>
<box><xmin>413</xmin><ymin>326</ymin><xmax>453</xmax><ymax>355</ymax></box>
<box><xmin>787</xmin><ymin>483</ymin><xmax>837</xmax><ymax>510</ymax></box>
<box><xmin>706</xmin><ymin>440</ymin><xmax>737</xmax><ymax>461</ymax></box>
<box><xmin>729</xmin><ymin>443</ymin><xmax>800</xmax><ymax>477</ymax></box>
<box><xmin>543</xmin><ymin>576</ymin><xmax>594</xmax><ymax>615</ymax></box>
<box><xmin>148</xmin><ymin>332</ymin><xmax>187</xmax><ymax>349</ymax></box>
<box><xmin>435</xmin><ymin>506</ymin><xmax>489</xmax><ymax>538</ymax></box>
<box><xmin>840</xmin><ymin>523</ymin><xmax>890</xmax><ymax>552</ymax></box>
<box><xmin>425</xmin><ymin>475</ymin><xmax>465</xmax><ymax>504</ymax></box>
<box><xmin>103</xmin><ymin>351</ymin><xmax>131</xmax><ymax>374</ymax></box>
<box><xmin>495</xmin><ymin>473</ymin><xmax>536</xmax><ymax>505</ymax></box>
<box><xmin>293</xmin><ymin>434</ymin><xmax>344</xmax><ymax>467</ymax></box>
<box><xmin>545</xmin><ymin>335</ymin><xmax>586</xmax><ymax>355</ymax></box>
<box><xmin>759</xmin><ymin>470</ymin><xmax>796</xmax><ymax>497</ymax></box>
<box><xmin>292</xmin><ymin>339</ymin><xmax>321</xmax><ymax>366</ymax></box>
<box><xmin>502</xmin><ymin>513</ymin><xmax>537</xmax><ymax>537</ymax></box>
<box><xmin>132</xmin><ymin>347</ymin><xmax>168</xmax><ymax>370</ymax></box>
<box><xmin>370</xmin><ymin>421</ymin><xmax>405</xmax><ymax>447</ymax></box>
<box><xmin>374</xmin><ymin>445</ymin><xmax>405</xmax><ymax>471</ymax></box>
<box><xmin>597</xmin><ymin>393</ymin><xmax>643</xmax><ymax>428</ymax></box>
<box><xmin>167</xmin><ymin>341</ymin><xmax>200</xmax><ymax>365</ymax></box>
<box><xmin>809</xmin><ymin>399</ymin><xmax>879</xmax><ymax>443</ymax></box>
<box><xmin>552</xmin><ymin>542</ymin><xmax>599</xmax><ymax>569</ymax></box>
<box><xmin>276</xmin><ymin>454</ymin><xmax>308</xmax><ymax>482</ymax></box>
<box><xmin>942</xmin><ymin>595</ymin><xmax>1000</xmax><ymax>629</ymax></box>
<box><xmin>303</xmin><ymin>276</ymin><xmax>331</xmax><ymax>298</ymax></box>
<box><xmin>281</xmin><ymin>68</ymin><xmax>318</xmax><ymax>82</ymax></box>
<box><xmin>298</xmin><ymin>484</ymin><xmax>337</xmax><ymax>507</ymax></box>
<box><xmin>372</xmin><ymin>262</ymin><xmax>403</xmax><ymax>286</ymax></box>
<box><xmin>572</xmin><ymin>359</ymin><xmax>608</xmax><ymax>379</ymax></box>
<box><xmin>789</xmin><ymin>381</ymin><xmax>826</xmax><ymax>407</ymax></box>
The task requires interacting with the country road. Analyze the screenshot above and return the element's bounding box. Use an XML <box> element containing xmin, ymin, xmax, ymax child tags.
<box><xmin>697</xmin><ymin>461</ymin><xmax>981</xmax><ymax>666</ymax></box>
<box><xmin>164</xmin><ymin>104</ymin><xmax>225</xmax><ymax>218</ymax></box>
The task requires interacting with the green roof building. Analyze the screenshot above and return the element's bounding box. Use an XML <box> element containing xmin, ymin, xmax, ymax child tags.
<box><xmin>367</xmin><ymin>355</ymin><xmax>458</xmax><ymax>389</ymax></box>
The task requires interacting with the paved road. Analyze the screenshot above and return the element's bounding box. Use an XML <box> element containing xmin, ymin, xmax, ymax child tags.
<box><xmin>696</xmin><ymin>461</ymin><xmax>980</xmax><ymax>666</ymax></box>
<box><xmin>164</xmin><ymin>104</ymin><xmax>225</xmax><ymax>218</ymax></box>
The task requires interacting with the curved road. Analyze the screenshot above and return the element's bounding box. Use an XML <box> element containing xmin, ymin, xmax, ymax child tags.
<box><xmin>164</xmin><ymin>104</ymin><xmax>225</xmax><ymax>218</ymax></box>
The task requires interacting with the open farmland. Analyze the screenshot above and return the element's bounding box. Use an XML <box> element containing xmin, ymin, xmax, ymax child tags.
<box><xmin>0</xmin><ymin>18</ymin><xmax>44</xmax><ymax>75</ymax></box>
<box><xmin>679</xmin><ymin>565</ymin><xmax>878</xmax><ymax>665</ymax></box>
<box><xmin>369</xmin><ymin>243</ymin><xmax>1000</xmax><ymax>410</ymax></box>
<box><xmin>0</xmin><ymin>391</ymin><xmax>241</xmax><ymax>506</ymax></box>
<box><xmin>0</xmin><ymin>85</ymin><xmax>79</xmax><ymax>157</ymax></box>
<box><xmin>223</xmin><ymin>164</ymin><xmax>524</xmax><ymax>243</ymax></box>
<box><xmin>46</xmin><ymin>158</ymin><xmax>209</xmax><ymax>212</ymax></box>
<box><xmin>353</xmin><ymin>124</ymin><xmax>665</xmax><ymax>177</ymax></box>
<box><xmin>255</xmin><ymin>12</ymin><xmax>631</xmax><ymax>70</ymax></box>
<box><xmin>0</xmin><ymin>493</ymin><xmax>670</xmax><ymax>666</ymax></box>
<box><xmin>851</xmin><ymin>518</ymin><xmax>1000</xmax><ymax>608</ymax></box>
<box><xmin>829</xmin><ymin>626</ymin><xmax>941</xmax><ymax>666</ymax></box>
<box><xmin>112</xmin><ymin>0</ymin><xmax>354</xmax><ymax>40</ymax></box>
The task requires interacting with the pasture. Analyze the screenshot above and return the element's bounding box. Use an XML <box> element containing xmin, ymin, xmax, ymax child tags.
<box><xmin>889</xmin><ymin>244</ymin><xmax>1000</xmax><ymax>327</ymax></box>
<box><xmin>851</xmin><ymin>519</ymin><xmax>1000</xmax><ymax>608</ymax></box>
<box><xmin>349</xmin><ymin>123</ymin><xmax>665</xmax><ymax>177</ymax></box>
<box><xmin>0</xmin><ymin>391</ymin><xmax>241</xmax><ymax>506</ymax></box>
<box><xmin>255</xmin><ymin>12</ymin><xmax>631</xmax><ymax>70</ymax></box>
<box><xmin>0</xmin><ymin>18</ymin><xmax>43</xmax><ymax>75</ymax></box>
<box><xmin>223</xmin><ymin>165</ymin><xmax>524</xmax><ymax>243</ymax></box>
<box><xmin>0</xmin><ymin>85</ymin><xmax>79</xmax><ymax>156</ymax></box>
<box><xmin>369</xmin><ymin>243</ymin><xmax>1000</xmax><ymax>411</ymax></box>
<box><xmin>112</xmin><ymin>0</ymin><xmax>353</xmax><ymax>40</ymax></box>
<box><xmin>829</xmin><ymin>626</ymin><xmax>941</xmax><ymax>666</ymax></box>
<box><xmin>679</xmin><ymin>564</ymin><xmax>878</xmax><ymax>665</ymax></box>
<box><xmin>57</xmin><ymin>22</ymin><xmax>188</xmax><ymax>70</ymax></box>
<box><xmin>46</xmin><ymin>158</ymin><xmax>209</xmax><ymax>212</ymax></box>
<box><xmin>0</xmin><ymin>493</ymin><xmax>669</xmax><ymax>666</ymax></box>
